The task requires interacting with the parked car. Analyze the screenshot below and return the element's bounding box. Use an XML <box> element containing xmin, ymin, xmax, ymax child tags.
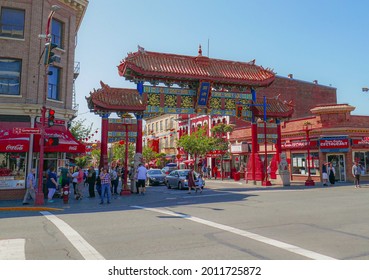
<box><xmin>165</xmin><ymin>169</ymin><xmax>204</xmax><ymax>190</ymax></box>
<box><xmin>161</xmin><ymin>164</ymin><xmax>177</xmax><ymax>175</ymax></box>
<box><xmin>147</xmin><ymin>169</ymin><xmax>166</xmax><ymax>186</ymax></box>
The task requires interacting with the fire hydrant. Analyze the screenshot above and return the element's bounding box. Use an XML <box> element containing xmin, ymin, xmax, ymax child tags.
<box><xmin>62</xmin><ymin>185</ymin><xmax>70</xmax><ymax>204</ymax></box>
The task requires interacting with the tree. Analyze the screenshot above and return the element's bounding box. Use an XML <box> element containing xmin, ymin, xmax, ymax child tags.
<box><xmin>111</xmin><ymin>142</ymin><xmax>135</xmax><ymax>167</ymax></box>
<box><xmin>177</xmin><ymin>127</ymin><xmax>212</xmax><ymax>171</ymax></box>
<box><xmin>210</xmin><ymin>123</ymin><xmax>234</xmax><ymax>180</ymax></box>
<box><xmin>69</xmin><ymin>118</ymin><xmax>93</xmax><ymax>141</ymax></box>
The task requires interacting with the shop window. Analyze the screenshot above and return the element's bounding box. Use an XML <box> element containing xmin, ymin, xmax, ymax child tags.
<box><xmin>353</xmin><ymin>151</ymin><xmax>369</xmax><ymax>175</ymax></box>
<box><xmin>0</xmin><ymin>58</ymin><xmax>21</xmax><ymax>95</ymax></box>
<box><xmin>47</xmin><ymin>65</ymin><xmax>60</xmax><ymax>100</ymax></box>
<box><xmin>292</xmin><ymin>152</ymin><xmax>319</xmax><ymax>175</ymax></box>
<box><xmin>51</xmin><ymin>19</ymin><xmax>63</xmax><ymax>49</ymax></box>
<box><xmin>0</xmin><ymin>152</ymin><xmax>26</xmax><ymax>190</ymax></box>
<box><xmin>0</xmin><ymin>7</ymin><xmax>25</xmax><ymax>39</ymax></box>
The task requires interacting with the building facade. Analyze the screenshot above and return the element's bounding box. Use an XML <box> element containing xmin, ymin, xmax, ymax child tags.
<box><xmin>0</xmin><ymin>0</ymin><xmax>88</xmax><ymax>200</ymax></box>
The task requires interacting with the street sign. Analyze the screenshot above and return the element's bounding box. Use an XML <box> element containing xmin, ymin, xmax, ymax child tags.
<box><xmin>13</xmin><ymin>127</ymin><xmax>41</xmax><ymax>134</ymax></box>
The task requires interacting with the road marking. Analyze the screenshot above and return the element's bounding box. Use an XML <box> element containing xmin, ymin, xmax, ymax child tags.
<box><xmin>40</xmin><ymin>211</ymin><xmax>105</xmax><ymax>260</ymax></box>
<box><xmin>132</xmin><ymin>206</ymin><xmax>336</xmax><ymax>260</ymax></box>
<box><xmin>0</xmin><ymin>239</ymin><xmax>25</xmax><ymax>260</ymax></box>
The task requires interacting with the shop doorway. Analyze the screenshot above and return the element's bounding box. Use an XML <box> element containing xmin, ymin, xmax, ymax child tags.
<box><xmin>327</xmin><ymin>154</ymin><xmax>346</xmax><ymax>182</ymax></box>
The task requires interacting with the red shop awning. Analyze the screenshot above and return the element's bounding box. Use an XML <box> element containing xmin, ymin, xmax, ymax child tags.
<box><xmin>0</xmin><ymin>130</ymin><xmax>30</xmax><ymax>152</ymax></box>
<box><xmin>33</xmin><ymin>127</ymin><xmax>85</xmax><ymax>154</ymax></box>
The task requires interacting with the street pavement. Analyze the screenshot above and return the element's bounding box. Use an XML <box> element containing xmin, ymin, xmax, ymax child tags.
<box><xmin>1</xmin><ymin>178</ymin><xmax>369</xmax><ymax>260</ymax></box>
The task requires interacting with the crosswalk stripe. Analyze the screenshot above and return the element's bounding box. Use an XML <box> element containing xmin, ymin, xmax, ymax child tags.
<box><xmin>0</xmin><ymin>239</ymin><xmax>25</xmax><ymax>260</ymax></box>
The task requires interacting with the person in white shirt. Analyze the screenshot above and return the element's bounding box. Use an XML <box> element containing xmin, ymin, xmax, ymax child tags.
<box><xmin>136</xmin><ymin>163</ymin><xmax>148</xmax><ymax>195</ymax></box>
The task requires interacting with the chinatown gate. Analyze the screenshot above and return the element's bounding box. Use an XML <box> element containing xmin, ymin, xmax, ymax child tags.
<box><xmin>86</xmin><ymin>46</ymin><xmax>293</xmax><ymax>188</ymax></box>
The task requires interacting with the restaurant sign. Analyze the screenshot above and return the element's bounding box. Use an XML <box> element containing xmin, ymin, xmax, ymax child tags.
<box><xmin>319</xmin><ymin>136</ymin><xmax>349</xmax><ymax>152</ymax></box>
<box><xmin>352</xmin><ymin>136</ymin><xmax>369</xmax><ymax>146</ymax></box>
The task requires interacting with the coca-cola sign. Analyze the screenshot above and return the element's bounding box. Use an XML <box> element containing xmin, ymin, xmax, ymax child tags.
<box><xmin>6</xmin><ymin>144</ymin><xmax>24</xmax><ymax>151</ymax></box>
<box><xmin>69</xmin><ymin>146</ymin><xmax>77</xmax><ymax>151</ymax></box>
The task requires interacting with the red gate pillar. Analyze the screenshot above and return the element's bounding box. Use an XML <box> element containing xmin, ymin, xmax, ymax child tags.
<box><xmin>270</xmin><ymin>119</ymin><xmax>281</xmax><ymax>179</ymax></box>
<box><xmin>136</xmin><ymin>113</ymin><xmax>143</xmax><ymax>154</ymax></box>
<box><xmin>136</xmin><ymin>82</ymin><xmax>144</xmax><ymax>154</ymax></box>
<box><xmin>100</xmin><ymin>114</ymin><xmax>109</xmax><ymax>169</ymax></box>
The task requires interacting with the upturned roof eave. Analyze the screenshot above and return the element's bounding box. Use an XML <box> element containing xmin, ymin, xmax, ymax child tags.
<box><xmin>121</xmin><ymin>64</ymin><xmax>275</xmax><ymax>87</ymax></box>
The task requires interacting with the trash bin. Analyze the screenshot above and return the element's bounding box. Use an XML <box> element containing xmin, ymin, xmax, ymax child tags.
<box><xmin>233</xmin><ymin>172</ymin><xmax>240</xmax><ymax>181</ymax></box>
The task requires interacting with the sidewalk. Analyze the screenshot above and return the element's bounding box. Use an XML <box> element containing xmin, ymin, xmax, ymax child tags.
<box><xmin>0</xmin><ymin>179</ymin><xmax>366</xmax><ymax>212</ymax></box>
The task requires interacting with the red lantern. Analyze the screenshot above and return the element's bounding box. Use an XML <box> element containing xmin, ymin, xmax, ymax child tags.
<box><xmin>119</xmin><ymin>140</ymin><xmax>125</xmax><ymax>145</ymax></box>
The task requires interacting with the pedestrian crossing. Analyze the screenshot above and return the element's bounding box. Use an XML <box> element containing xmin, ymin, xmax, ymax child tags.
<box><xmin>0</xmin><ymin>238</ymin><xmax>25</xmax><ymax>260</ymax></box>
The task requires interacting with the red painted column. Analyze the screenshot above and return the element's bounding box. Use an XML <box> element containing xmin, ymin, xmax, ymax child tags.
<box><xmin>136</xmin><ymin>114</ymin><xmax>143</xmax><ymax>153</ymax></box>
<box><xmin>99</xmin><ymin>114</ymin><xmax>109</xmax><ymax>169</ymax></box>
<box><xmin>270</xmin><ymin>119</ymin><xmax>281</xmax><ymax>179</ymax></box>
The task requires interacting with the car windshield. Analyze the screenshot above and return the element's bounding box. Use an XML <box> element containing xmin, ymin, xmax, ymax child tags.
<box><xmin>178</xmin><ymin>171</ymin><xmax>189</xmax><ymax>177</ymax></box>
<box><xmin>148</xmin><ymin>170</ymin><xmax>162</xmax><ymax>175</ymax></box>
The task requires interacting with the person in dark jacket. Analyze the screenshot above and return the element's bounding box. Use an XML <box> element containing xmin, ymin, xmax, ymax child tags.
<box><xmin>87</xmin><ymin>166</ymin><xmax>97</xmax><ymax>198</ymax></box>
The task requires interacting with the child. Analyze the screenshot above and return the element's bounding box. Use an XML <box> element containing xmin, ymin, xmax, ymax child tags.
<box><xmin>195</xmin><ymin>174</ymin><xmax>204</xmax><ymax>193</ymax></box>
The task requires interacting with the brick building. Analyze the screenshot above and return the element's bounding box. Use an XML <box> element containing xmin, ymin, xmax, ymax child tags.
<box><xmin>229</xmin><ymin>77</ymin><xmax>369</xmax><ymax>184</ymax></box>
<box><xmin>0</xmin><ymin>0</ymin><xmax>88</xmax><ymax>200</ymax></box>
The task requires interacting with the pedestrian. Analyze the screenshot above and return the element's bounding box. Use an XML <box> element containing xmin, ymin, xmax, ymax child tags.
<box><xmin>99</xmin><ymin>167</ymin><xmax>111</xmax><ymax>204</ymax></box>
<box><xmin>71</xmin><ymin>167</ymin><xmax>79</xmax><ymax>196</ymax></box>
<box><xmin>110</xmin><ymin>167</ymin><xmax>119</xmax><ymax>195</ymax></box>
<box><xmin>22</xmin><ymin>168</ymin><xmax>36</xmax><ymax>205</ymax></box>
<box><xmin>352</xmin><ymin>162</ymin><xmax>362</xmax><ymax>188</ymax></box>
<box><xmin>128</xmin><ymin>164</ymin><xmax>136</xmax><ymax>193</ymax></box>
<box><xmin>87</xmin><ymin>166</ymin><xmax>96</xmax><ymax>198</ymax></box>
<box><xmin>202</xmin><ymin>165</ymin><xmax>207</xmax><ymax>179</ymax></box>
<box><xmin>213</xmin><ymin>165</ymin><xmax>218</xmax><ymax>180</ymax></box>
<box><xmin>267</xmin><ymin>162</ymin><xmax>272</xmax><ymax>181</ymax></box>
<box><xmin>195</xmin><ymin>174</ymin><xmax>204</xmax><ymax>193</ymax></box>
<box><xmin>328</xmin><ymin>162</ymin><xmax>336</xmax><ymax>185</ymax></box>
<box><xmin>46</xmin><ymin>166</ymin><xmax>58</xmax><ymax>203</ymax></box>
<box><xmin>322</xmin><ymin>162</ymin><xmax>328</xmax><ymax>186</ymax></box>
<box><xmin>95</xmin><ymin>168</ymin><xmax>102</xmax><ymax>197</ymax></box>
<box><xmin>136</xmin><ymin>163</ymin><xmax>148</xmax><ymax>195</ymax></box>
<box><xmin>187</xmin><ymin>165</ymin><xmax>196</xmax><ymax>194</ymax></box>
<box><xmin>75</xmin><ymin>166</ymin><xmax>84</xmax><ymax>200</ymax></box>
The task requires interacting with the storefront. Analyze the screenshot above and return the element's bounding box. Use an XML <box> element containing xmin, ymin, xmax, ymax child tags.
<box><xmin>0</xmin><ymin>126</ymin><xmax>85</xmax><ymax>200</ymax></box>
<box><xmin>0</xmin><ymin>130</ymin><xmax>29</xmax><ymax>194</ymax></box>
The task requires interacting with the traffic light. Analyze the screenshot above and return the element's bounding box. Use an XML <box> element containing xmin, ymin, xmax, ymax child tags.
<box><xmin>45</xmin><ymin>137</ymin><xmax>59</xmax><ymax>146</ymax></box>
<box><xmin>47</xmin><ymin>109</ymin><xmax>55</xmax><ymax>127</ymax></box>
<box><xmin>236</xmin><ymin>104</ymin><xmax>243</xmax><ymax>118</ymax></box>
<box><xmin>44</xmin><ymin>42</ymin><xmax>60</xmax><ymax>65</ymax></box>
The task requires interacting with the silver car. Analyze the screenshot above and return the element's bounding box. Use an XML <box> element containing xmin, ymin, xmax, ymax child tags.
<box><xmin>165</xmin><ymin>169</ymin><xmax>203</xmax><ymax>190</ymax></box>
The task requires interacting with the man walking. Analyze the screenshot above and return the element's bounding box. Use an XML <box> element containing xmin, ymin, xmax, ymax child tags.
<box><xmin>136</xmin><ymin>163</ymin><xmax>148</xmax><ymax>195</ymax></box>
<box><xmin>22</xmin><ymin>168</ymin><xmax>36</xmax><ymax>205</ymax></box>
<box><xmin>99</xmin><ymin>167</ymin><xmax>111</xmax><ymax>204</ymax></box>
<box><xmin>352</xmin><ymin>162</ymin><xmax>362</xmax><ymax>188</ymax></box>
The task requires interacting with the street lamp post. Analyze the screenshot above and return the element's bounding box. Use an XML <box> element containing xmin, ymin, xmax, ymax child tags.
<box><xmin>35</xmin><ymin>5</ymin><xmax>60</xmax><ymax>205</ymax></box>
<box><xmin>303</xmin><ymin>122</ymin><xmax>315</xmax><ymax>186</ymax></box>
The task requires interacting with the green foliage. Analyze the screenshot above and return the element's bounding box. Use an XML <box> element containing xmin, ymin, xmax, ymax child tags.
<box><xmin>74</xmin><ymin>155</ymin><xmax>89</xmax><ymax>168</ymax></box>
<box><xmin>111</xmin><ymin>142</ymin><xmax>135</xmax><ymax>165</ymax></box>
<box><xmin>143</xmin><ymin>146</ymin><xmax>157</xmax><ymax>163</ymax></box>
<box><xmin>69</xmin><ymin>118</ymin><xmax>93</xmax><ymax>141</ymax></box>
<box><xmin>177</xmin><ymin>127</ymin><xmax>212</xmax><ymax>158</ymax></box>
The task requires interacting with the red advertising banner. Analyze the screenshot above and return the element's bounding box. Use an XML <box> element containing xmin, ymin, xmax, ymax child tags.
<box><xmin>319</xmin><ymin>138</ymin><xmax>349</xmax><ymax>149</ymax></box>
<box><xmin>352</xmin><ymin>137</ymin><xmax>369</xmax><ymax>146</ymax></box>
<box><xmin>282</xmin><ymin>140</ymin><xmax>318</xmax><ymax>149</ymax></box>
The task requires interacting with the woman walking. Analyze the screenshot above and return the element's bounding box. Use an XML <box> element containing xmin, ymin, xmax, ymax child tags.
<box><xmin>328</xmin><ymin>162</ymin><xmax>336</xmax><ymax>185</ymax></box>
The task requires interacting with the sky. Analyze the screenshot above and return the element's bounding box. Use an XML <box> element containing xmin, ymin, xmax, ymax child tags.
<box><xmin>74</xmin><ymin>0</ymin><xmax>369</xmax><ymax>140</ymax></box>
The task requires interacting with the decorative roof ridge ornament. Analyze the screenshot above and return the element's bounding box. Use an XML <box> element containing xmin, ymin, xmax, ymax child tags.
<box><xmin>195</xmin><ymin>44</ymin><xmax>210</xmax><ymax>66</ymax></box>
<box><xmin>137</xmin><ymin>45</ymin><xmax>146</xmax><ymax>53</ymax></box>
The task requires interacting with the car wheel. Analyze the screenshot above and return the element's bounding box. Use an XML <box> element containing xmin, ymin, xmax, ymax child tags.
<box><xmin>178</xmin><ymin>182</ymin><xmax>183</xmax><ymax>190</ymax></box>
